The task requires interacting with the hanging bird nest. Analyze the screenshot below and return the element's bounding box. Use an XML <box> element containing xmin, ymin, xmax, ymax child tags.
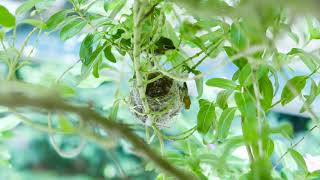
<box><xmin>129</xmin><ymin>72</ymin><xmax>187</xmax><ymax>127</ymax></box>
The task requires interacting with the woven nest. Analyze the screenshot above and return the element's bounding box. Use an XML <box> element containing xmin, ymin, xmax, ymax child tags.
<box><xmin>129</xmin><ymin>72</ymin><xmax>187</xmax><ymax>127</ymax></box>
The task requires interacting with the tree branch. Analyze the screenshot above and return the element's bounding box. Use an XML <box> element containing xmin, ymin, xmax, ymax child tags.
<box><xmin>0</xmin><ymin>81</ymin><xmax>196</xmax><ymax>180</ymax></box>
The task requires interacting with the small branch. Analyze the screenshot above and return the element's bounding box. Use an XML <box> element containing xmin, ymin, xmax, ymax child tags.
<box><xmin>55</xmin><ymin>59</ymin><xmax>81</xmax><ymax>83</ymax></box>
<box><xmin>273</xmin><ymin>125</ymin><xmax>318</xmax><ymax>170</ymax></box>
<box><xmin>241</xmin><ymin>116</ymin><xmax>254</xmax><ymax>163</ymax></box>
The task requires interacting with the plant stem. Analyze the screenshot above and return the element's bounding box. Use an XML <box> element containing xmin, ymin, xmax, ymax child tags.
<box><xmin>133</xmin><ymin>0</ymin><xmax>151</xmax><ymax>119</ymax></box>
<box><xmin>252</xmin><ymin>71</ymin><xmax>264</xmax><ymax>158</ymax></box>
<box><xmin>241</xmin><ymin>116</ymin><xmax>254</xmax><ymax>163</ymax></box>
<box><xmin>273</xmin><ymin>125</ymin><xmax>318</xmax><ymax>170</ymax></box>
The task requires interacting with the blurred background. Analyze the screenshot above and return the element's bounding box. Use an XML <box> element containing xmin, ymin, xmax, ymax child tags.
<box><xmin>1</xmin><ymin>0</ymin><xmax>320</xmax><ymax>179</ymax></box>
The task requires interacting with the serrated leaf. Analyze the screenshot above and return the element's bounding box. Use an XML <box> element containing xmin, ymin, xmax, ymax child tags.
<box><xmin>46</xmin><ymin>10</ymin><xmax>67</xmax><ymax>30</ymax></box>
<box><xmin>216</xmin><ymin>90</ymin><xmax>232</xmax><ymax>109</ymax></box>
<box><xmin>20</xmin><ymin>19</ymin><xmax>46</xmax><ymax>29</ymax></box>
<box><xmin>104</xmin><ymin>46</ymin><xmax>116</xmax><ymax>63</ymax></box>
<box><xmin>0</xmin><ymin>5</ymin><xmax>16</xmax><ymax>27</ymax></box>
<box><xmin>60</xmin><ymin>18</ymin><xmax>87</xmax><ymax>41</ymax></box>
<box><xmin>217</xmin><ymin>107</ymin><xmax>236</xmax><ymax>140</ymax></box>
<box><xmin>281</xmin><ymin>76</ymin><xmax>307</xmax><ymax>106</ymax></box>
<box><xmin>197</xmin><ymin>99</ymin><xmax>216</xmax><ymax>135</ymax></box>
<box><xmin>206</xmin><ymin>78</ymin><xmax>238</xmax><ymax>90</ymax></box>
<box><xmin>289</xmin><ymin>149</ymin><xmax>308</xmax><ymax>173</ymax></box>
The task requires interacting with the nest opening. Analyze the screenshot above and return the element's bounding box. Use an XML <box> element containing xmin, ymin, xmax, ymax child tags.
<box><xmin>129</xmin><ymin>72</ymin><xmax>186</xmax><ymax>127</ymax></box>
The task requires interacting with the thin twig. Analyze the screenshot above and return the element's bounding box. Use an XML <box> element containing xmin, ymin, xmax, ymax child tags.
<box><xmin>273</xmin><ymin>125</ymin><xmax>318</xmax><ymax>170</ymax></box>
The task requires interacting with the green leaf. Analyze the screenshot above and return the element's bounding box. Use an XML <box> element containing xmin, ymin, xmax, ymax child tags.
<box><xmin>239</xmin><ymin>64</ymin><xmax>252</xmax><ymax>86</ymax></box>
<box><xmin>288</xmin><ymin>48</ymin><xmax>319</xmax><ymax>72</ymax></box>
<box><xmin>300</xmin><ymin>80</ymin><xmax>319</xmax><ymax>112</ymax></box>
<box><xmin>108</xmin><ymin>0</ymin><xmax>127</xmax><ymax>19</ymax></box>
<box><xmin>104</xmin><ymin>0</ymin><xmax>110</xmax><ymax>12</ymax></box>
<box><xmin>234</xmin><ymin>92</ymin><xmax>258</xmax><ymax>141</ymax></box>
<box><xmin>35</xmin><ymin>0</ymin><xmax>55</xmax><ymax>10</ymax></box>
<box><xmin>224</xmin><ymin>46</ymin><xmax>247</xmax><ymax>68</ymax></box>
<box><xmin>289</xmin><ymin>149</ymin><xmax>308</xmax><ymax>173</ymax></box>
<box><xmin>191</xmin><ymin>70</ymin><xmax>203</xmax><ymax>98</ymax></box>
<box><xmin>217</xmin><ymin>107</ymin><xmax>236</xmax><ymax>140</ymax></box>
<box><xmin>239</xmin><ymin>64</ymin><xmax>269</xmax><ymax>87</ymax></box>
<box><xmin>269</xmin><ymin>123</ymin><xmax>293</xmax><ymax>139</ymax></box>
<box><xmin>90</xmin><ymin>43</ymin><xmax>107</xmax><ymax>65</ymax></box>
<box><xmin>110</xmin><ymin>99</ymin><xmax>120</xmax><ymax>120</ymax></box>
<box><xmin>230</xmin><ymin>23</ymin><xmax>248</xmax><ymax>50</ymax></box>
<box><xmin>162</xmin><ymin>20</ymin><xmax>180</xmax><ymax>48</ymax></box>
<box><xmin>307</xmin><ymin>17</ymin><xmax>320</xmax><ymax>40</ymax></box>
<box><xmin>57</xmin><ymin>83</ymin><xmax>75</xmax><ymax>97</ymax></box>
<box><xmin>281</xmin><ymin>76</ymin><xmax>307</xmax><ymax>106</ymax></box>
<box><xmin>268</xmin><ymin>65</ymin><xmax>280</xmax><ymax>95</ymax></box>
<box><xmin>92</xmin><ymin>56</ymin><xmax>102</xmax><ymax>78</ymax></box>
<box><xmin>263</xmin><ymin>138</ymin><xmax>274</xmax><ymax>157</ymax></box>
<box><xmin>235</xmin><ymin>92</ymin><xmax>256</xmax><ymax>122</ymax></box>
<box><xmin>46</xmin><ymin>10</ymin><xmax>67</xmax><ymax>30</ymax></box>
<box><xmin>307</xmin><ymin>170</ymin><xmax>320</xmax><ymax>180</ymax></box>
<box><xmin>0</xmin><ymin>115</ymin><xmax>21</xmax><ymax>132</ymax></box>
<box><xmin>197</xmin><ymin>99</ymin><xmax>216</xmax><ymax>135</ymax></box>
<box><xmin>58</xmin><ymin>114</ymin><xmax>75</xmax><ymax>133</ymax></box>
<box><xmin>206</xmin><ymin>78</ymin><xmax>238</xmax><ymax>90</ymax></box>
<box><xmin>259</xmin><ymin>75</ymin><xmax>274</xmax><ymax>111</ymax></box>
<box><xmin>80</xmin><ymin>42</ymin><xmax>108</xmax><ymax>80</ymax></box>
<box><xmin>15</xmin><ymin>0</ymin><xmax>41</xmax><ymax>15</ymax></box>
<box><xmin>0</xmin><ymin>30</ymin><xmax>4</xmax><ymax>40</ymax></box>
<box><xmin>281</xmin><ymin>23</ymin><xmax>299</xmax><ymax>43</ymax></box>
<box><xmin>80</xmin><ymin>34</ymin><xmax>94</xmax><ymax>64</ymax></box>
<box><xmin>216</xmin><ymin>90</ymin><xmax>232</xmax><ymax>109</ymax></box>
<box><xmin>20</xmin><ymin>19</ymin><xmax>46</xmax><ymax>29</ymax></box>
<box><xmin>0</xmin><ymin>5</ymin><xmax>16</xmax><ymax>27</ymax></box>
<box><xmin>104</xmin><ymin>46</ymin><xmax>116</xmax><ymax>63</ymax></box>
<box><xmin>60</xmin><ymin>18</ymin><xmax>87</xmax><ymax>41</ymax></box>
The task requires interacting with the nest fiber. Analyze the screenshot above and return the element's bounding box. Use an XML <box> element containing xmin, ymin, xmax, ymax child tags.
<box><xmin>129</xmin><ymin>72</ymin><xmax>186</xmax><ymax>127</ymax></box>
